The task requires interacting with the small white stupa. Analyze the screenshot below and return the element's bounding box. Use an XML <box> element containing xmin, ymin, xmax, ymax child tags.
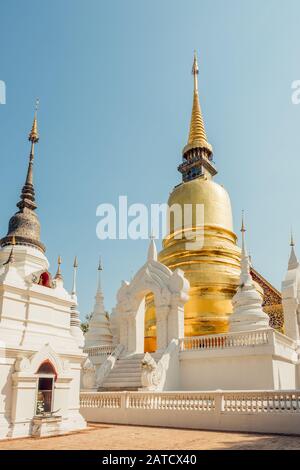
<box><xmin>229</xmin><ymin>214</ymin><xmax>270</xmax><ymax>332</ymax></box>
<box><xmin>84</xmin><ymin>257</ymin><xmax>112</xmax><ymax>348</ymax></box>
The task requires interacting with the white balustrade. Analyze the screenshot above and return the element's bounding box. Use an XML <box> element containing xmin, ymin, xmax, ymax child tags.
<box><xmin>179</xmin><ymin>330</ymin><xmax>271</xmax><ymax>351</ymax></box>
<box><xmin>127</xmin><ymin>392</ymin><xmax>215</xmax><ymax>411</ymax></box>
<box><xmin>80</xmin><ymin>390</ymin><xmax>300</xmax><ymax>414</ymax></box>
<box><xmin>80</xmin><ymin>392</ymin><xmax>122</xmax><ymax>408</ymax></box>
<box><xmin>80</xmin><ymin>390</ymin><xmax>300</xmax><ymax>435</ymax></box>
<box><xmin>83</xmin><ymin>345</ymin><xmax>115</xmax><ymax>357</ymax></box>
<box><xmin>223</xmin><ymin>391</ymin><xmax>300</xmax><ymax>413</ymax></box>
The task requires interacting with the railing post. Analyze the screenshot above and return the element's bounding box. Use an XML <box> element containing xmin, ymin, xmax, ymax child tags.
<box><xmin>121</xmin><ymin>391</ymin><xmax>128</xmax><ymax>410</ymax></box>
<box><xmin>214</xmin><ymin>390</ymin><xmax>224</xmax><ymax>414</ymax></box>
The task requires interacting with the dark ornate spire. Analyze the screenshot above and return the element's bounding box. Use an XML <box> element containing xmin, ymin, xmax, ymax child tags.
<box><xmin>0</xmin><ymin>100</ymin><xmax>45</xmax><ymax>252</ymax></box>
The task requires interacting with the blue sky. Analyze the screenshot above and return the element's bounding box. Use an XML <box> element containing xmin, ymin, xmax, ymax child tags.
<box><xmin>0</xmin><ymin>0</ymin><xmax>300</xmax><ymax>318</ymax></box>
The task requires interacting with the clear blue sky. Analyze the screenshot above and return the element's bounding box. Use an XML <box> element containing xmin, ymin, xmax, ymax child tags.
<box><xmin>0</xmin><ymin>0</ymin><xmax>300</xmax><ymax>319</ymax></box>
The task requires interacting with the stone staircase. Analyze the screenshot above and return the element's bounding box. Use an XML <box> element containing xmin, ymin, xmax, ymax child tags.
<box><xmin>100</xmin><ymin>352</ymin><xmax>161</xmax><ymax>391</ymax></box>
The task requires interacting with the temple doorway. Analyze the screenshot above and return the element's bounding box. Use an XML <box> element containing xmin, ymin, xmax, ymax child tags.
<box><xmin>144</xmin><ymin>292</ymin><xmax>157</xmax><ymax>353</ymax></box>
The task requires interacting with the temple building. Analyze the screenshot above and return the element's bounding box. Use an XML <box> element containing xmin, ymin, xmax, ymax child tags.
<box><xmin>1</xmin><ymin>53</ymin><xmax>299</xmax><ymax>441</ymax></box>
<box><xmin>0</xmin><ymin>107</ymin><xmax>86</xmax><ymax>439</ymax></box>
<box><xmin>143</xmin><ymin>53</ymin><xmax>283</xmax><ymax>352</ymax></box>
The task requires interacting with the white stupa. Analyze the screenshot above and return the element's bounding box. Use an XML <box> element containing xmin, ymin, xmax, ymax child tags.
<box><xmin>84</xmin><ymin>258</ymin><xmax>112</xmax><ymax>348</ymax></box>
<box><xmin>229</xmin><ymin>214</ymin><xmax>270</xmax><ymax>332</ymax></box>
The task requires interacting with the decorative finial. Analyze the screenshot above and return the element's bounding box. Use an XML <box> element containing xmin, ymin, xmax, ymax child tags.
<box><xmin>192</xmin><ymin>50</ymin><xmax>199</xmax><ymax>91</ymax></box>
<box><xmin>290</xmin><ymin>229</ymin><xmax>295</xmax><ymax>247</ymax></box>
<box><xmin>240</xmin><ymin>210</ymin><xmax>246</xmax><ymax>254</ymax></box>
<box><xmin>241</xmin><ymin>210</ymin><xmax>246</xmax><ymax>233</ymax></box>
<box><xmin>149</xmin><ymin>229</ymin><xmax>156</xmax><ymax>240</ymax></box>
<box><xmin>72</xmin><ymin>256</ymin><xmax>78</xmax><ymax>295</ymax></box>
<box><xmin>148</xmin><ymin>233</ymin><xmax>157</xmax><ymax>262</ymax></box>
<box><xmin>28</xmin><ymin>98</ymin><xmax>39</xmax><ymax>143</ymax></box>
<box><xmin>97</xmin><ymin>256</ymin><xmax>103</xmax><ymax>292</ymax></box>
<box><xmin>55</xmin><ymin>255</ymin><xmax>63</xmax><ymax>280</ymax></box>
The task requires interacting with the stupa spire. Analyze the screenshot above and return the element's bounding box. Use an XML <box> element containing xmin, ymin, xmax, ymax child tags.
<box><xmin>178</xmin><ymin>52</ymin><xmax>216</xmax><ymax>182</ymax></box>
<box><xmin>241</xmin><ymin>210</ymin><xmax>246</xmax><ymax>254</ymax></box>
<box><xmin>55</xmin><ymin>255</ymin><xmax>63</xmax><ymax>280</ymax></box>
<box><xmin>185</xmin><ymin>51</ymin><xmax>212</xmax><ymax>155</ymax></box>
<box><xmin>147</xmin><ymin>233</ymin><xmax>157</xmax><ymax>262</ymax></box>
<box><xmin>0</xmin><ymin>99</ymin><xmax>45</xmax><ymax>252</ymax></box>
<box><xmin>18</xmin><ymin>98</ymin><xmax>39</xmax><ymax>212</ymax></box>
<box><xmin>72</xmin><ymin>256</ymin><xmax>78</xmax><ymax>296</ymax></box>
<box><xmin>97</xmin><ymin>256</ymin><xmax>103</xmax><ymax>292</ymax></box>
<box><xmin>84</xmin><ymin>258</ymin><xmax>112</xmax><ymax>348</ymax></box>
<box><xmin>288</xmin><ymin>230</ymin><xmax>299</xmax><ymax>270</ymax></box>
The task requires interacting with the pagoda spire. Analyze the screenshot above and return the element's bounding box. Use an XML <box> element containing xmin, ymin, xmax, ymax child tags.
<box><xmin>241</xmin><ymin>210</ymin><xmax>246</xmax><ymax>254</ymax></box>
<box><xmin>178</xmin><ymin>52</ymin><xmax>216</xmax><ymax>182</ymax></box>
<box><xmin>97</xmin><ymin>256</ymin><xmax>103</xmax><ymax>292</ymax></box>
<box><xmin>147</xmin><ymin>233</ymin><xmax>157</xmax><ymax>262</ymax></box>
<box><xmin>17</xmin><ymin>98</ymin><xmax>39</xmax><ymax>212</ymax></box>
<box><xmin>288</xmin><ymin>230</ymin><xmax>299</xmax><ymax>270</ymax></box>
<box><xmin>72</xmin><ymin>256</ymin><xmax>78</xmax><ymax>296</ymax></box>
<box><xmin>0</xmin><ymin>99</ymin><xmax>45</xmax><ymax>252</ymax></box>
<box><xmin>54</xmin><ymin>255</ymin><xmax>63</xmax><ymax>280</ymax></box>
<box><xmin>184</xmin><ymin>51</ymin><xmax>212</xmax><ymax>156</ymax></box>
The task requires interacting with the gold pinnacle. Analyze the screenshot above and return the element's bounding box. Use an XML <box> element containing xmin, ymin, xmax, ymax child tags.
<box><xmin>28</xmin><ymin>98</ymin><xmax>39</xmax><ymax>143</ymax></box>
<box><xmin>184</xmin><ymin>51</ymin><xmax>212</xmax><ymax>156</ymax></box>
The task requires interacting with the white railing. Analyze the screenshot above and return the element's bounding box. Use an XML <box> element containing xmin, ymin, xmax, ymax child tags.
<box><xmin>222</xmin><ymin>391</ymin><xmax>300</xmax><ymax>413</ymax></box>
<box><xmin>80</xmin><ymin>390</ymin><xmax>300</xmax><ymax>435</ymax></box>
<box><xmin>80</xmin><ymin>390</ymin><xmax>300</xmax><ymax>413</ymax></box>
<box><xmin>80</xmin><ymin>392</ymin><xmax>122</xmax><ymax>409</ymax></box>
<box><xmin>127</xmin><ymin>392</ymin><xmax>215</xmax><ymax>411</ymax></box>
<box><xmin>179</xmin><ymin>330</ymin><xmax>271</xmax><ymax>351</ymax></box>
<box><xmin>83</xmin><ymin>345</ymin><xmax>115</xmax><ymax>357</ymax></box>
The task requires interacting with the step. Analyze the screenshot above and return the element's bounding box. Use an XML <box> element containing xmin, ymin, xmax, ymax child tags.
<box><xmin>116</xmin><ymin>359</ymin><xmax>142</xmax><ymax>366</ymax></box>
<box><xmin>102</xmin><ymin>382</ymin><xmax>142</xmax><ymax>388</ymax></box>
<box><xmin>112</xmin><ymin>366</ymin><xmax>142</xmax><ymax>372</ymax></box>
<box><xmin>107</xmin><ymin>371</ymin><xmax>141</xmax><ymax>377</ymax></box>
<box><xmin>115</xmin><ymin>365</ymin><xmax>141</xmax><ymax>370</ymax></box>
<box><xmin>103</xmin><ymin>377</ymin><xmax>141</xmax><ymax>384</ymax></box>
<box><xmin>99</xmin><ymin>386</ymin><xmax>140</xmax><ymax>391</ymax></box>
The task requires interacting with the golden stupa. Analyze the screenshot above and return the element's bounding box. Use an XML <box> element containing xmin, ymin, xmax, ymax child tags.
<box><xmin>144</xmin><ymin>53</ymin><xmax>241</xmax><ymax>352</ymax></box>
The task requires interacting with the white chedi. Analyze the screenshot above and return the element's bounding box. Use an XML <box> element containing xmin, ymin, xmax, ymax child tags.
<box><xmin>84</xmin><ymin>259</ymin><xmax>112</xmax><ymax>348</ymax></box>
<box><xmin>229</xmin><ymin>220</ymin><xmax>270</xmax><ymax>332</ymax></box>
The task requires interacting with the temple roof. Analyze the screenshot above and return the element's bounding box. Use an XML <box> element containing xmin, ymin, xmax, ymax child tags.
<box><xmin>250</xmin><ymin>266</ymin><xmax>284</xmax><ymax>331</ymax></box>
